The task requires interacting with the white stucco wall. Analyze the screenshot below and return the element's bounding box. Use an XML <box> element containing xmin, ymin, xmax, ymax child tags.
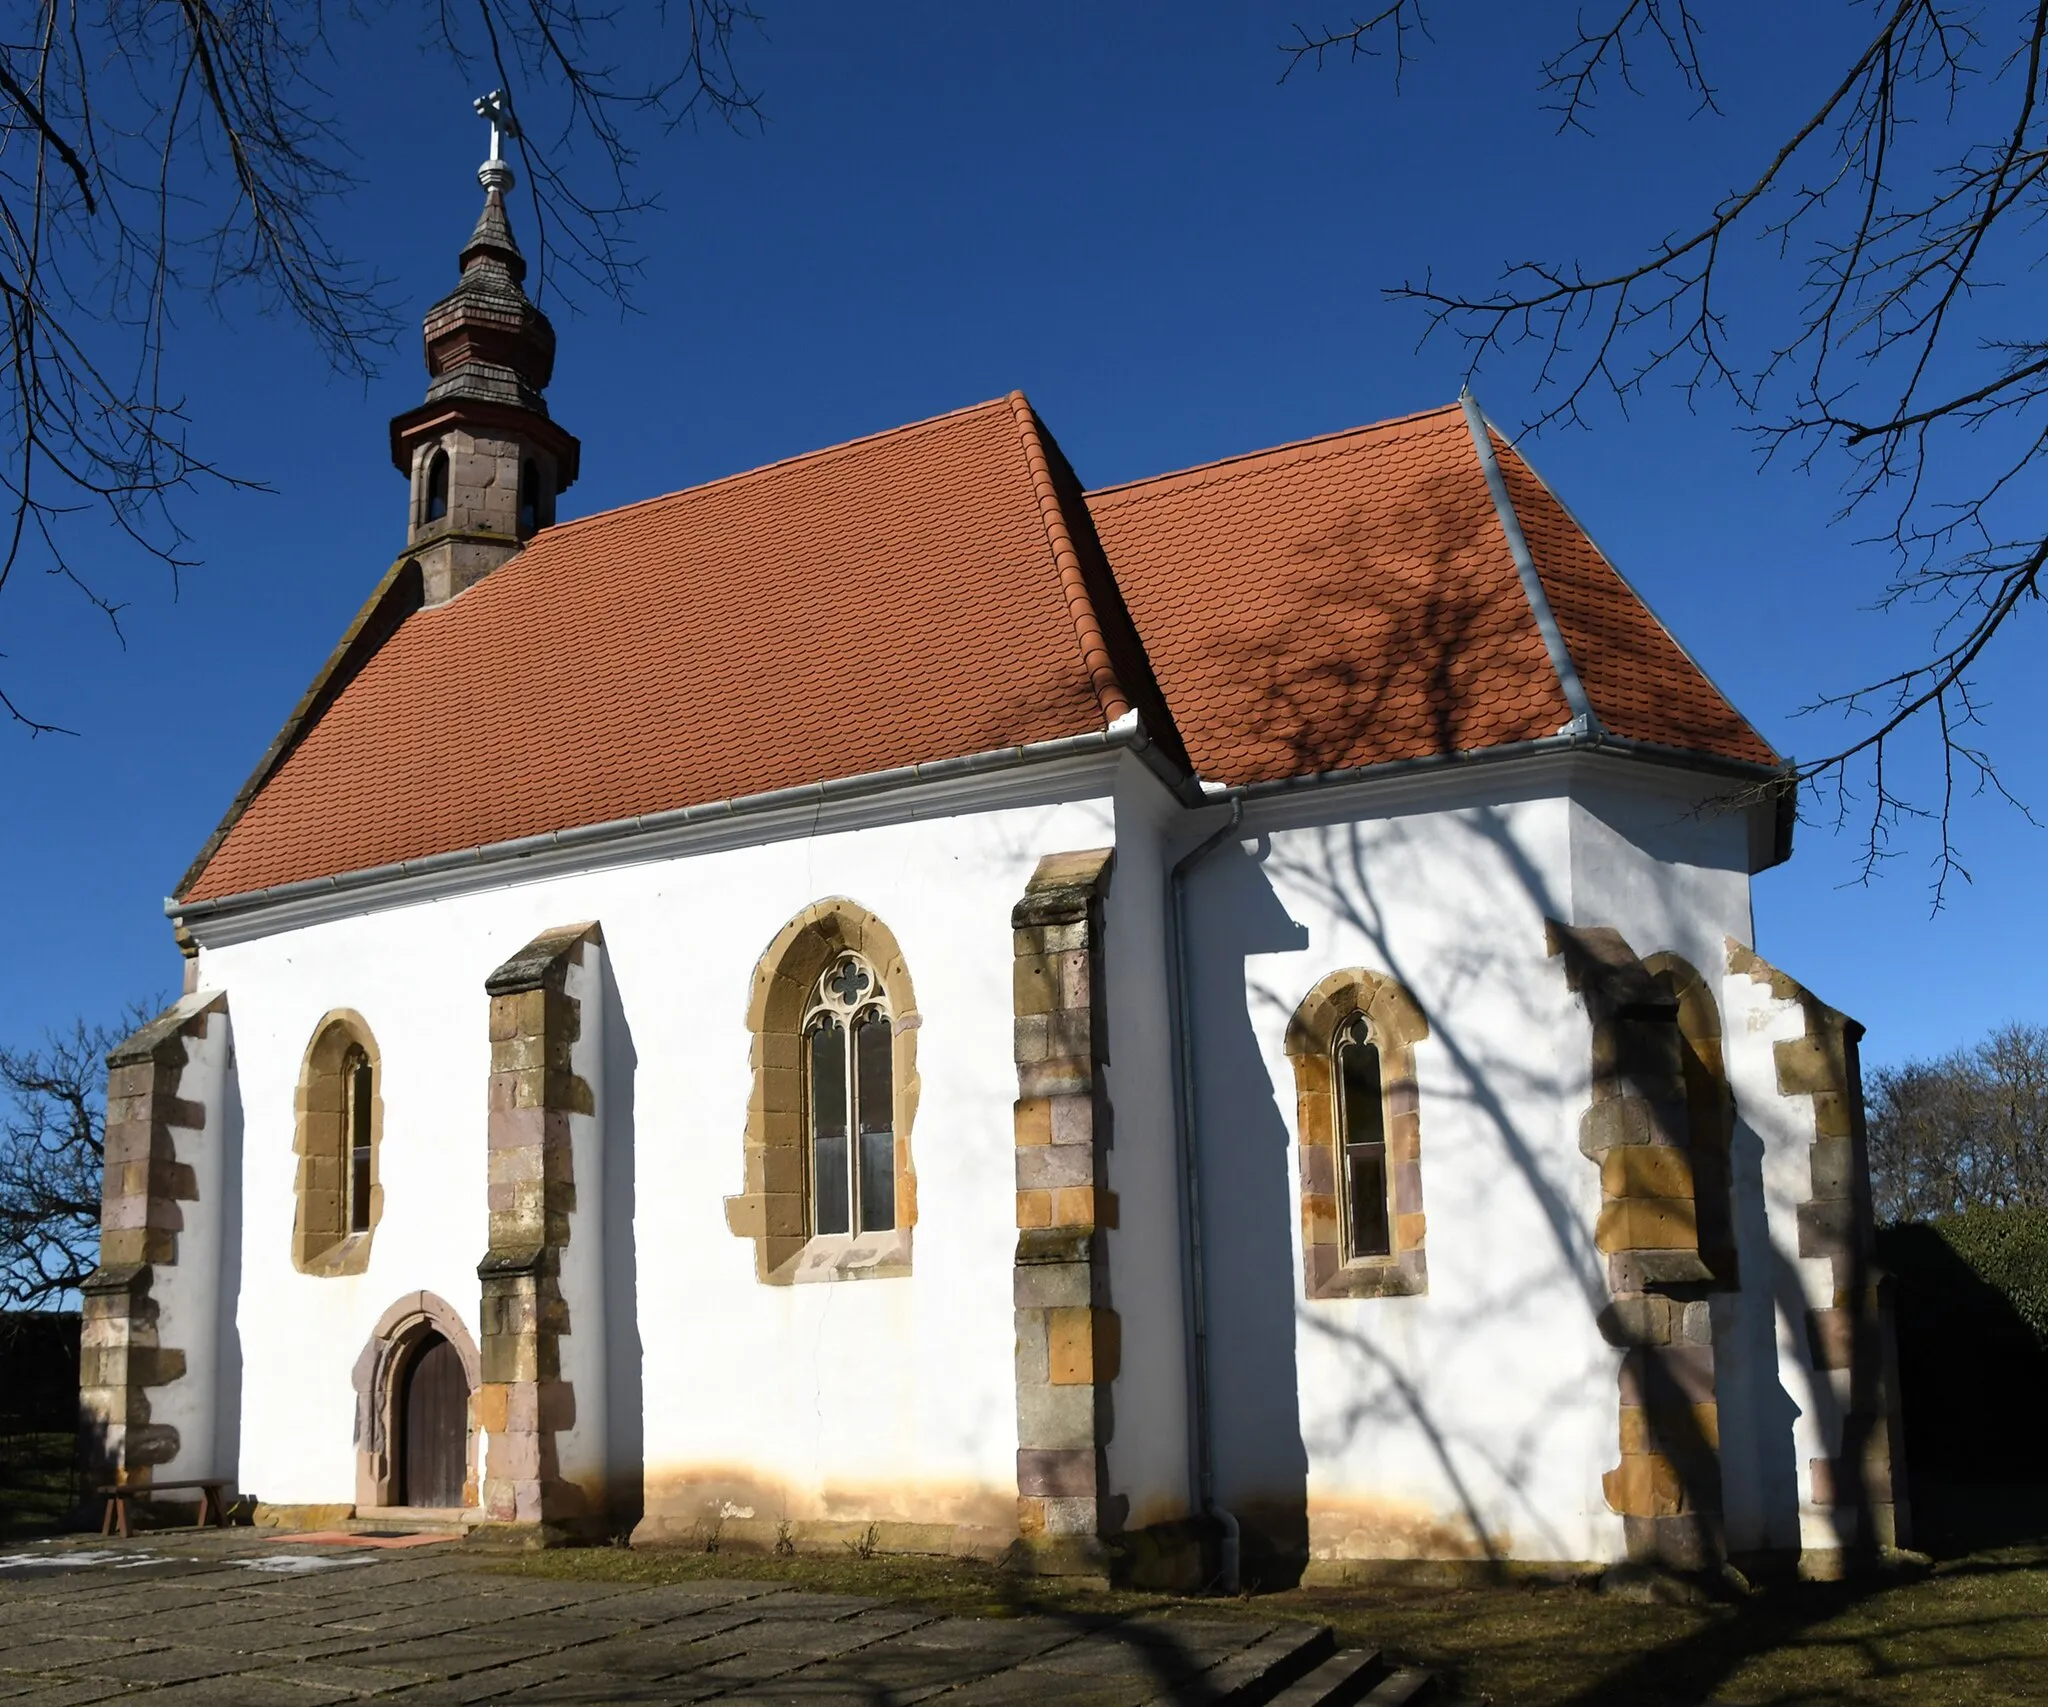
<box><xmin>185</xmin><ymin>740</ymin><xmax>1823</xmax><ymax>1567</ymax></box>
<box><xmin>1720</xmin><ymin>961</ymin><xmax>1853</xmax><ymax>1559</ymax></box>
<box><xmin>202</xmin><ymin>790</ymin><xmax>1117</xmax><ymax>1539</ymax></box>
<box><xmin>146</xmin><ymin>999</ymin><xmax>238</xmax><ymax>1484</ymax></box>
<box><xmin>1100</xmin><ymin>758</ymin><xmax>1194</xmax><ymax>1531</ymax></box>
<box><xmin>1182</xmin><ymin>756</ymin><xmax>1768</xmax><ymax>1567</ymax></box>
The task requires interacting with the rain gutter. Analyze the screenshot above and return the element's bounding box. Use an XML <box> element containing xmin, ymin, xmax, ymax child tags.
<box><xmin>1167</xmin><ymin>793</ymin><xmax>1245</xmax><ymax>1594</ymax></box>
<box><xmin>169</xmin><ymin>713</ymin><xmax>1186</xmax><ymax>928</ymax></box>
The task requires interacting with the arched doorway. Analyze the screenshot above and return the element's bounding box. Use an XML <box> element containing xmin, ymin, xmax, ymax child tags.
<box><xmin>399</xmin><ymin>1332</ymin><xmax>468</xmax><ymax>1508</ymax></box>
<box><xmin>351</xmin><ymin>1292</ymin><xmax>480</xmax><ymax>1512</ymax></box>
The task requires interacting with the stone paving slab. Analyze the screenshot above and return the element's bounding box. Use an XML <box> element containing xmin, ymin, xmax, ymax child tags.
<box><xmin>0</xmin><ymin>1532</ymin><xmax>1331</xmax><ymax>1705</ymax></box>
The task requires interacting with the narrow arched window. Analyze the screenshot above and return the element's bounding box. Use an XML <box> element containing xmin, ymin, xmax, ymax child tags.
<box><xmin>294</xmin><ymin>1012</ymin><xmax>382</xmax><ymax>1275</ymax></box>
<box><xmin>518</xmin><ymin>459</ymin><xmax>540</xmax><ymax>533</ymax></box>
<box><xmin>345</xmin><ymin>1044</ymin><xmax>374</xmax><ymax>1234</ymax></box>
<box><xmin>803</xmin><ymin>953</ymin><xmax>896</xmax><ymax>1237</ymax></box>
<box><xmin>1336</xmin><ymin>1014</ymin><xmax>1392</xmax><ymax>1260</ymax></box>
<box><xmin>424</xmin><ymin>451</ymin><xmax>449</xmax><ymax>524</ymax></box>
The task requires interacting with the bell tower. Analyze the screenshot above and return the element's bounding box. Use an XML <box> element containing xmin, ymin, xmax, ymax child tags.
<box><xmin>389</xmin><ymin>94</ymin><xmax>580</xmax><ymax>605</ymax></box>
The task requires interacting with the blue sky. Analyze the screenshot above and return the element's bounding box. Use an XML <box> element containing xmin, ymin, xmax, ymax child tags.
<box><xmin>2</xmin><ymin>2</ymin><xmax>2040</xmax><ymax>1070</ymax></box>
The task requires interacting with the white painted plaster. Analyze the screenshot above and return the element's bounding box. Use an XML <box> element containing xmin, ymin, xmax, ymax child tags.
<box><xmin>185</xmin><ymin>744</ymin><xmax>1825</xmax><ymax>1566</ymax></box>
<box><xmin>148</xmin><ymin>1000</ymin><xmax>235</xmax><ymax>1483</ymax></box>
<box><xmin>1100</xmin><ymin>754</ymin><xmax>1193</xmax><ymax>1531</ymax></box>
<box><xmin>203</xmin><ymin>797</ymin><xmax>1114</xmax><ymax>1528</ymax></box>
<box><xmin>555</xmin><ymin>941</ymin><xmax>607</xmax><ymax>1503</ymax></box>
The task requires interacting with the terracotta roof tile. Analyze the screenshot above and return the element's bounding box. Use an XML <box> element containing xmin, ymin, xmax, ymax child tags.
<box><xmin>1089</xmin><ymin>406</ymin><xmax>1574</xmax><ymax>784</ymax></box>
<box><xmin>184</xmin><ymin>395</ymin><xmax>1139</xmax><ymax>902</ymax></box>
<box><xmin>183</xmin><ymin>394</ymin><xmax>1776</xmax><ymax>904</ymax></box>
<box><xmin>1489</xmin><ymin>434</ymin><xmax>1779</xmax><ymax>768</ymax></box>
<box><xmin>1089</xmin><ymin>405</ymin><xmax>1776</xmax><ymax>786</ymax></box>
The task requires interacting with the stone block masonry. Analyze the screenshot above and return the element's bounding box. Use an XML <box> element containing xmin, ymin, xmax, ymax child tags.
<box><xmin>1549</xmin><ymin>921</ymin><xmax>1724</xmax><ymax>1571</ymax></box>
<box><xmin>478</xmin><ymin>922</ymin><xmax>605</xmax><ymax>1541</ymax></box>
<box><xmin>81</xmin><ymin>992</ymin><xmax>230</xmax><ymax>1490</ymax></box>
<box><xmin>1729</xmin><ymin>940</ymin><xmax>1909</xmax><ymax>1564</ymax></box>
<box><xmin>1010</xmin><ymin>848</ymin><xmax>1124</xmax><ymax>1575</ymax></box>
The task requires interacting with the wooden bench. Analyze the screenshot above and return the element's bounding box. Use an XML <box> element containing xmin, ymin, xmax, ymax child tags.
<box><xmin>97</xmin><ymin>1479</ymin><xmax>234</xmax><ymax>1539</ymax></box>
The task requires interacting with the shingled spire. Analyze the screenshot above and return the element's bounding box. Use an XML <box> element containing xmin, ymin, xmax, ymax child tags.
<box><xmin>389</xmin><ymin>97</ymin><xmax>581</xmax><ymax>605</ymax></box>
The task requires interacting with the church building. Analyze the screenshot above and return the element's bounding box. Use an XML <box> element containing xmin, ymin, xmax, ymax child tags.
<box><xmin>81</xmin><ymin>139</ymin><xmax>1907</xmax><ymax>1585</ymax></box>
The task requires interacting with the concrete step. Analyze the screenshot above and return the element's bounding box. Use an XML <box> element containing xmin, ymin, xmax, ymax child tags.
<box><xmin>1263</xmin><ymin>1647</ymin><xmax>1390</xmax><ymax>1706</ymax></box>
<box><xmin>334</xmin><ymin>1506</ymin><xmax>475</xmax><ymax>1538</ymax></box>
<box><xmin>1357</xmin><ymin>1667</ymin><xmax>1442</xmax><ymax>1705</ymax></box>
<box><xmin>1190</xmin><ymin>1621</ymin><xmax>1335</xmax><ymax>1703</ymax></box>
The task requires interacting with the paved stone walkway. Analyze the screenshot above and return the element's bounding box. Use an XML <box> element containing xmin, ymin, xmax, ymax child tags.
<box><xmin>0</xmin><ymin>1533</ymin><xmax>1333</xmax><ymax>1705</ymax></box>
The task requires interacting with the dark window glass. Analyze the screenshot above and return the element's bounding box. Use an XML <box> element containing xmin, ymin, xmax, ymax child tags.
<box><xmin>346</xmin><ymin>1048</ymin><xmax>373</xmax><ymax>1234</ymax></box>
<box><xmin>809</xmin><ymin>1016</ymin><xmax>850</xmax><ymax>1236</ymax></box>
<box><xmin>424</xmin><ymin>452</ymin><xmax>449</xmax><ymax>524</ymax></box>
<box><xmin>1338</xmin><ymin>1021</ymin><xmax>1391</xmax><ymax>1259</ymax></box>
<box><xmin>519</xmin><ymin>460</ymin><xmax>540</xmax><ymax>533</ymax></box>
<box><xmin>854</xmin><ymin>1010</ymin><xmax>894</xmax><ymax>1233</ymax></box>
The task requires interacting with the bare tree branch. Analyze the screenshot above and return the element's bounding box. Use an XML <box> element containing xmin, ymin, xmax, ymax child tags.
<box><xmin>0</xmin><ymin>1</ymin><xmax>763</xmax><ymax>733</ymax></box>
<box><xmin>0</xmin><ymin>1007</ymin><xmax>154</xmax><ymax>1309</ymax></box>
<box><xmin>1294</xmin><ymin>1</ymin><xmax>2048</xmax><ymax>900</ymax></box>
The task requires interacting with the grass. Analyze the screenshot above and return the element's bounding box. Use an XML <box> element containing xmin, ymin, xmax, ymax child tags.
<box><xmin>494</xmin><ymin>1534</ymin><xmax>2048</xmax><ymax>1705</ymax></box>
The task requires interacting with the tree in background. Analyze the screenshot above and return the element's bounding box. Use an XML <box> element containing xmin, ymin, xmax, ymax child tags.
<box><xmin>1292</xmin><ymin>3</ymin><xmax>2048</xmax><ymax>892</ymax></box>
<box><xmin>1868</xmin><ymin>1022</ymin><xmax>2048</xmax><ymax>1222</ymax></box>
<box><xmin>0</xmin><ymin>2</ymin><xmax>758</xmax><ymax>735</ymax></box>
<box><xmin>0</xmin><ymin>1010</ymin><xmax>150</xmax><ymax>1308</ymax></box>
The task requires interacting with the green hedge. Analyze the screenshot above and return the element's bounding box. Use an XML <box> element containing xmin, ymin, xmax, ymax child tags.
<box><xmin>1878</xmin><ymin>1209</ymin><xmax>2048</xmax><ymax>1484</ymax></box>
<box><xmin>1896</xmin><ymin>1207</ymin><xmax>2048</xmax><ymax>1344</ymax></box>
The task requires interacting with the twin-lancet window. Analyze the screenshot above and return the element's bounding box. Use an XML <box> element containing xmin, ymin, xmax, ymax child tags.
<box><xmin>803</xmin><ymin>952</ymin><xmax>897</xmax><ymax>1237</ymax></box>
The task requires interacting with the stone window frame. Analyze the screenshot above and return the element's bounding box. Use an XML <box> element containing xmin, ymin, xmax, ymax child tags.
<box><xmin>292</xmin><ymin>1009</ymin><xmax>384</xmax><ymax>1277</ymax></box>
<box><xmin>1285</xmin><ymin>969</ymin><xmax>1430</xmax><ymax>1301</ymax></box>
<box><xmin>725</xmin><ymin>900</ymin><xmax>921</xmax><ymax>1285</ymax></box>
<box><xmin>1641</xmin><ymin>952</ymin><xmax>1740</xmax><ymax>1290</ymax></box>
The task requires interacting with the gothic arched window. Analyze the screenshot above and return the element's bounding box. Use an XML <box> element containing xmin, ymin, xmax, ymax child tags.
<box><xmin>803</xmin><ymin>952</ymin><xmax>896</xmax><ymax>1237</ymax></box>
<box><xmin>344</xmin><ymin>1043</ymin><xmax>374</xmax><ymax>1235</ymax></box>
<box><xmin>1335</xmin><ymin>1014</ymin><xmax>1392</xmax><ymax>1260</ymax></box>
<box><xmin>293</xmin><ymin>1011</ymin><xmax>383</xmax><ymax>1275</ymax></box>
<box><xmin>1285</xmin><ymin>969</ymin><xmax>1430</xmax><ymax>1300</ymax></box>
<box><xmin>424</xmin><ymin>450</ymin><xmax>449</xmax><ymax>524</ymax></box>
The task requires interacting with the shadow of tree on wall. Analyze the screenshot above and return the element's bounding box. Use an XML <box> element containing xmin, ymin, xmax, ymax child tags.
<box><xmin>1185</xmin><ymin>769</ymin><xmax>1876</xmax><ymax>1611</ymax></box>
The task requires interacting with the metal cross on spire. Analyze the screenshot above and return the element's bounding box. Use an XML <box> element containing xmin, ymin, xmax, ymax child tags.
<box><xmin>473</xmin><ymin>89</ymin><xmax>520</xmax><ymax>193</ymax></box>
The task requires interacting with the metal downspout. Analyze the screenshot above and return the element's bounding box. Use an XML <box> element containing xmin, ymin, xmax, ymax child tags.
<box><xmin>1168</xmin><ymin>794</ymin><xmax>1244</xmax><ymax>1593</ymax></box>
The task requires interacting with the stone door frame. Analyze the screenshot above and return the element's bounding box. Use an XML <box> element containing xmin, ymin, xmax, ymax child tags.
<box><xmin>352</xmin><ymin>1291</ymin><xmax>481</xmax><ymax>1511</ymax></box>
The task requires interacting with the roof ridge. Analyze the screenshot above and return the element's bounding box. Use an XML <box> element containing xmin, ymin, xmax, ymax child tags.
<box><xmin>174</xmin><ymin>555</ymin><xmax>426</xmax><ymax>902</ymax></box>
<box><xmin>1487</xmin><ymin>425</ymin><xmax>1777</xmax><ymax>764</ymax></box>
<box><xmin>531</xmin><ymin>393</ymin><xmax>1021</xmax><ymax>545</ymax></box>
<box><xmin>1085</xmin><ymin>401</ymin><xmax>1467</xmax><ymax>505</ymax></box>
<box><xmin>1006</xmin><ymin>390</ymin><xmax>1132</xmax><ymax>726</ymax></box>
<box><xmin>1459</xmin><ymin>394</ymin><xmax>1598</xmax><ymax>736</ymax></box>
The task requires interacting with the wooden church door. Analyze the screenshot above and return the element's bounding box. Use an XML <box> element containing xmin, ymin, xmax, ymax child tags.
<box><xmin>400</xmin><ymin>1332</ymin><xmax>467</xmax><ymax>1508</ymax></box>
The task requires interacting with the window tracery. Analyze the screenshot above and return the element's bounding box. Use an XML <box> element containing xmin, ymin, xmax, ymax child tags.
<box><xmin>802</xmin><ymin>953</ymin><xmax>896</xmax><ymax>1238</ymax></box>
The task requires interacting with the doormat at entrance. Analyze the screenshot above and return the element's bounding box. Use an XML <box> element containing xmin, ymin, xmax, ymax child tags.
<box><xmin>287</xmin><ymin>1531</ymin><xmax>456</xmax><ymax>1548</ymax></box>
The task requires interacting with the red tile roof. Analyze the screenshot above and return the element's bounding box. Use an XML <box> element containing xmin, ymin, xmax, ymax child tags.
<box><xmin>1090</xmin><ymin>403</ymin><xmax>1776</xmax><ymax>785</ymax></box>
<box><xmin>1488</xmin><ymin>433</ymin><xmax>1777</xmax><ymax>769</ymax></box>
<box><xmin>180</xmin><ymin>394</ymin><xmax>1775</xmax><ymax>904</ymax></box>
